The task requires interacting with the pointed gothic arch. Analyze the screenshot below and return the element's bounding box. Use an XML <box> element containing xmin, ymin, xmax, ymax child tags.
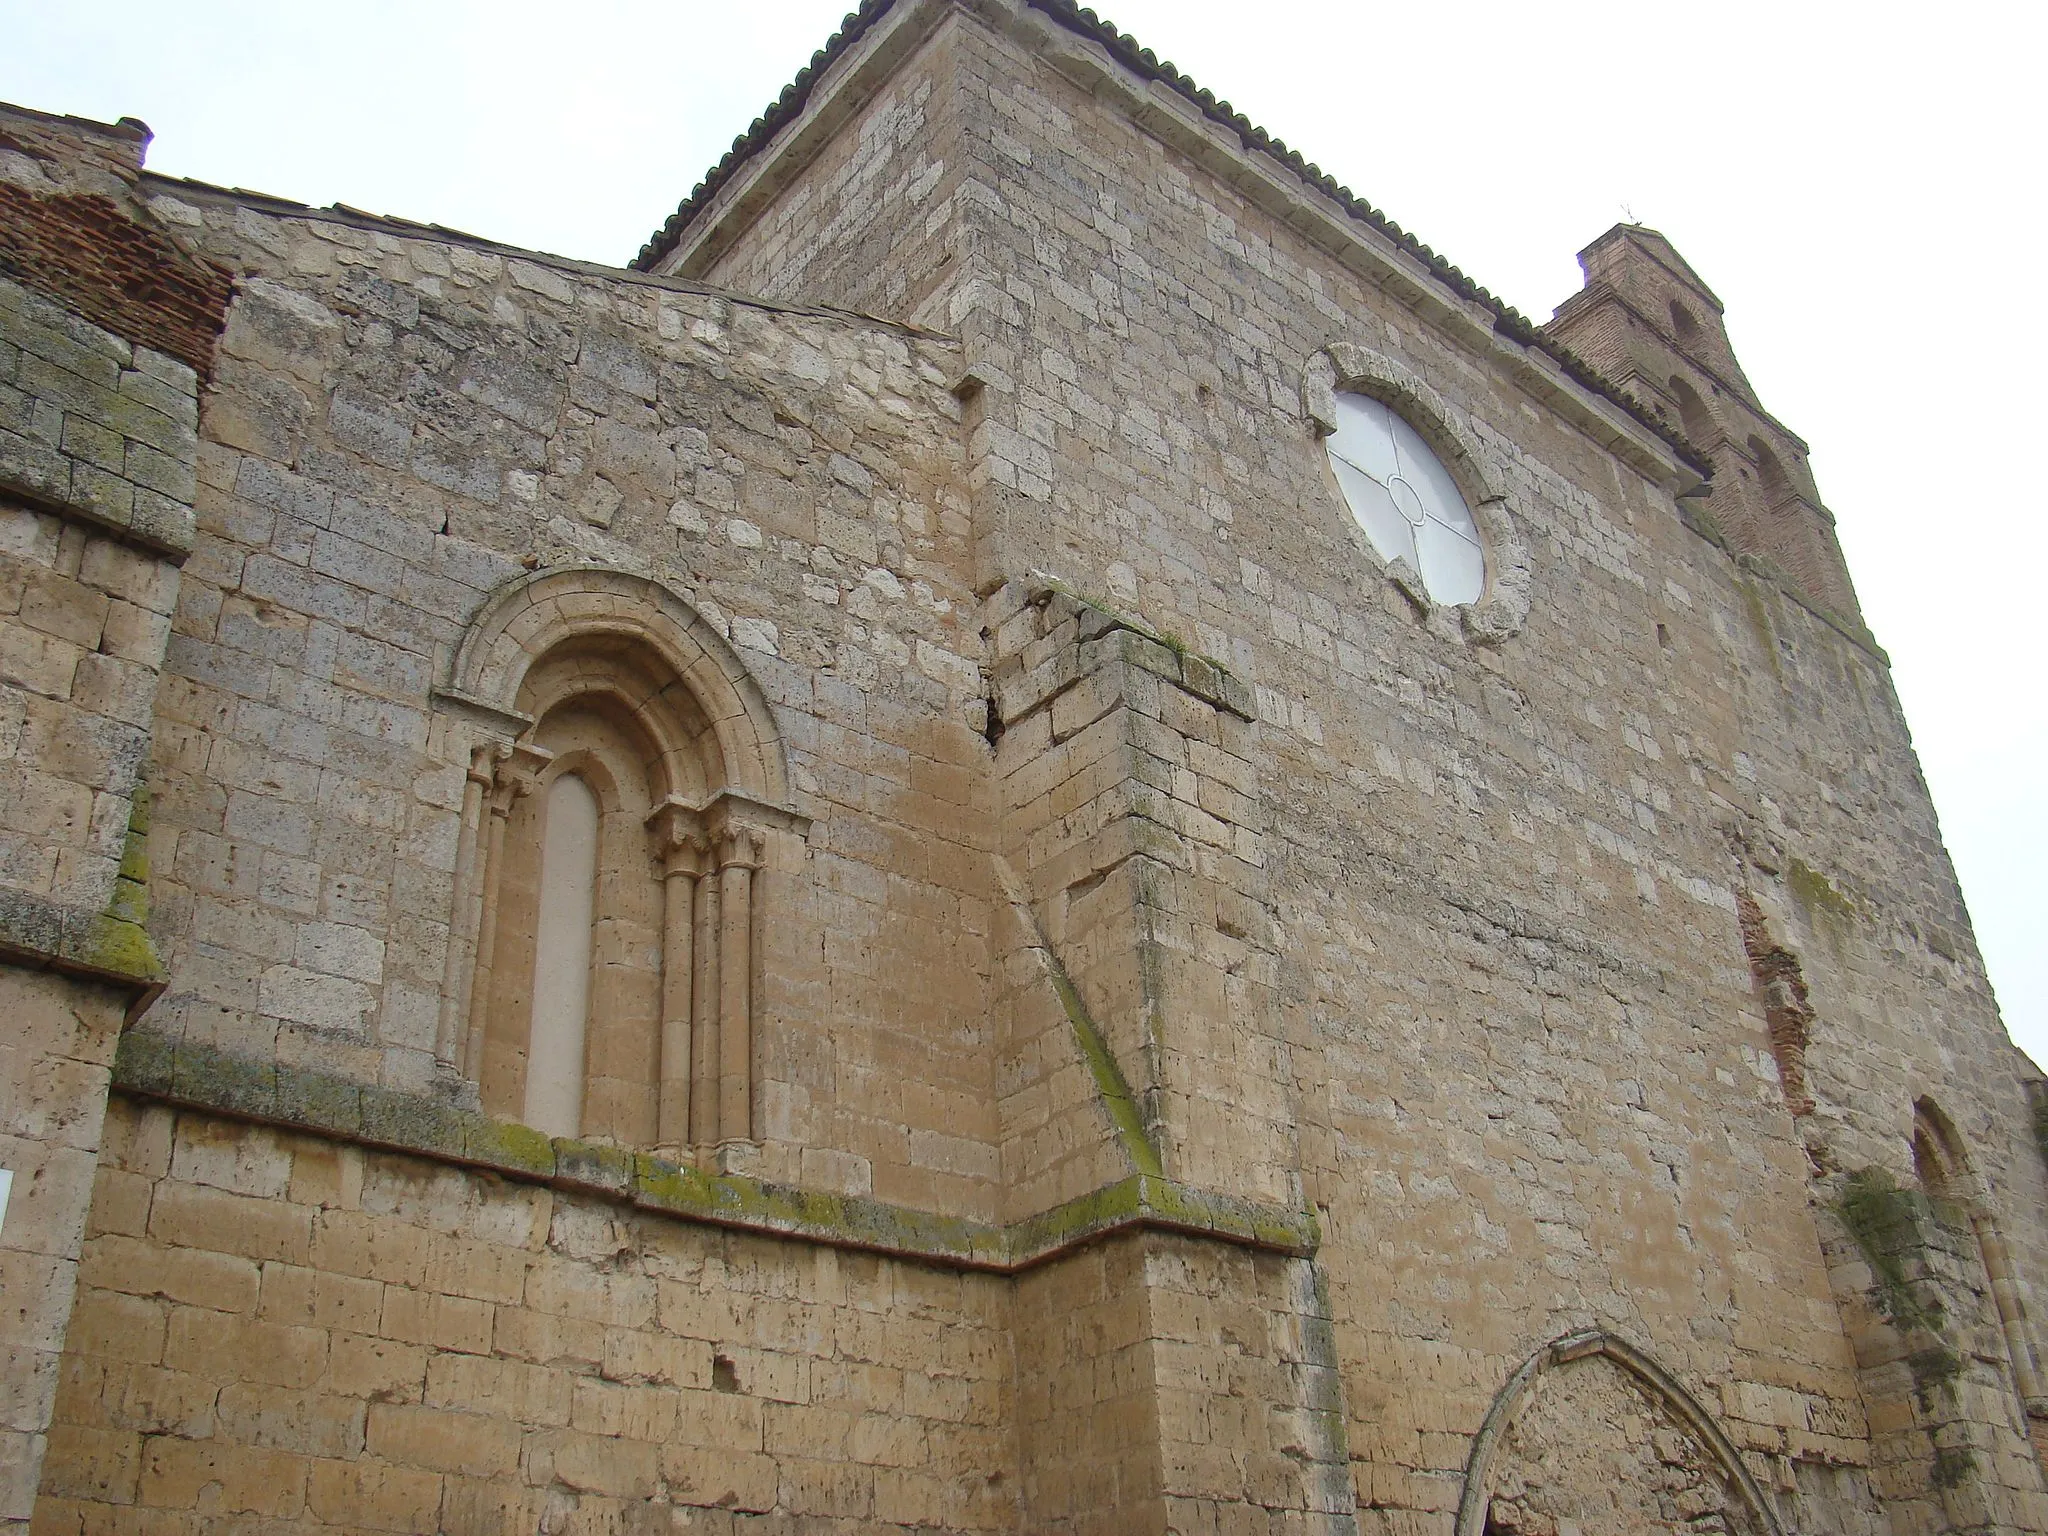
<box><xmin>1911</xmin><ymin>1095</ymin><xmax>2046</xmax><ymax>1410</ymax></box>
<box><xmin>1456</xmin><ymin>1331</ymin><xmax>1786</xmax><ymax>1536</ymax></box>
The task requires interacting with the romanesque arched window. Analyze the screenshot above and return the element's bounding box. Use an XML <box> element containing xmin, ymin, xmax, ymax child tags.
<box><xmin>433</xmin><ymin>566</ymin><xmax>806</xmax><ymax>1156</ymax></box>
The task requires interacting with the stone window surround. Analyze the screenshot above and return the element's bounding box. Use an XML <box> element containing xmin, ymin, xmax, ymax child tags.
<box><xmin>432</xmin><ymin>563</ymin><xmax>809</xmax><ymax>1165</ymax></box>
<box><xmin>1302</xmin><ymin>341</ymin><xmax>1532</xmax><ymax>644</ymax></box>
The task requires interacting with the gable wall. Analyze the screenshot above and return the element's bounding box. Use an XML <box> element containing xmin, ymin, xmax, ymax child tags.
<box><xmin>671</xmin><ymin>3</ymin><xmax>2048</xmax><ymax>1525</ymax></box>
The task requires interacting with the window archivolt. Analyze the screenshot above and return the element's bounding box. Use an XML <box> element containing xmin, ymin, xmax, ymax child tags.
<box><xmin>434</xmin><ymin>565</ymin><xmax>806</xmax><ymax>1158</ymax></box>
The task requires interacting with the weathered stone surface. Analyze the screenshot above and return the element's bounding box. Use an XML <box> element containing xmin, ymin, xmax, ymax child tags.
<box><xmin>4</xmin><ymin>4</ymin><xmax>2046</xmax><ymax>1532</ymax></box>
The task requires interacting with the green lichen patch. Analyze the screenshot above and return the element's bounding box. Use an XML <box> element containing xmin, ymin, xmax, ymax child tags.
<box><xmin>1787</xmin><ymin>857</ymin><xmax>1858</xmax><ymax>923</ymax></box>
<box><xmin>1834</xmin><ymin>1167</ymin><xmax>1946</xmax><ymax>1338</ymax></box>
<box><xmin>1135</xmin><ymin>1174</ymin><xmax>1320</xmax><ymax>1256</ymax></box>
<box><xmin>1007</xmin><ymin>1175</ymin><xmax>1147</xmax><ymax>1262</ymax></box>
<box><xmin>463</xmin><ymin>1116</ymin><xmax>556</xmax><ymax>1178</ymax></box>
<box><xmin>117</xmin><ymin>1036</ymin><xmax>1318</xmax><ymax>1274</ymax></box>
<box><xmin>1047</xmin><ymin>961</ymin><xmax>1163</xmax><ymax>1177</ymax></box>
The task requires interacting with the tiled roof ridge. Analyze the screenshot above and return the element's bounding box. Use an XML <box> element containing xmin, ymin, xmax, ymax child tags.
<box><xmin>630</xmin><ymin>0</ymin><xmax>1703</xmax><ymax>476</ymax></box>
<box><xmin>633</xmin><ymin>0</ymin><xmax>896</xmax><ymax>273</ymax></box>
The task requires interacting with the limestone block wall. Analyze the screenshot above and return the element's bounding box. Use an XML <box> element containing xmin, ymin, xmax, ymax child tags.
<box><xmin>0</xmin><ymin>271</ymin><xmax>193</xmax><ymax>939</ymax></box>
<box><xmin>654</xmin><ymin>2</ymin><xmax>2048</xmax><ymax>1527</ymax></box>
<box><xmin>124</xmin><ymin>182</ymin><xmax>1001</xmax><ymax>1213</ymax></box>
<box><xmin>39</xmin><ymin>1094</ymin><xmax>1015</xmax><ymax>1531</ymax></box>
<box><xmin>0</xmin><ymin>972</ymin><xmax>131</xmax><ymax>1531</ymax></box>
<box><xmin>0</xmin><ymin>108</ymin><xmax>226</xmax><ymax>1531</ymax></box>
<box><xmin>984</xmin><ymin>577</ymin><xmax>1290</xmax><ymax>1210</ymax></box>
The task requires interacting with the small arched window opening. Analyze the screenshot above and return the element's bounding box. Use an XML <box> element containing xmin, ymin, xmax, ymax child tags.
<box><xmin>1669</xmin><ymin>299</ymin><xmax>1702</xmax><ymax>344</ymax></box>
<box><xmin>525</xmin><ymin>771</ymin><xmax>600</xmax><ymax>1138</ymax></box>
<box><xmin>1747</xmin><ymin>436</ymin><xmax>1799</xmax><ymax>512</ymax></box>
<box><xmin>437</xmin><ymin>566</ymin><xmax>808</xmax><ymax>1161</ymax></box>
<box><xmin>1669</xmin><ymin>375</ymin><xmax>1719</xmax><ymax>452</ymax></box>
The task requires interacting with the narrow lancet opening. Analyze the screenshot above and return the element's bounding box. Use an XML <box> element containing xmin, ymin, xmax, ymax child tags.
<box><xmin>525</xmin><ymin>772</ymin><xmax>600</xmax><ymax>1139</ymax></box>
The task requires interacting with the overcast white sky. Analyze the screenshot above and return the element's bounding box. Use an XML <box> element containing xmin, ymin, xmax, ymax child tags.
<box><xmin>5</xmin><ymin>0</ymin><xmax>2040</xmax><ymax>1061</ymax></box>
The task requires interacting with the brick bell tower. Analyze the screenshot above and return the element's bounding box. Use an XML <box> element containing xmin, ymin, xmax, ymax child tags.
<box><xmin>1546</xmin><ymin>224</ymin><xmax>1864</xmax><ymax>629</ymax></box>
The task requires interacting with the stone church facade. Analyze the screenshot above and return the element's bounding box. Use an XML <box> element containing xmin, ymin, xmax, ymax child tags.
<box><xmin>2</xmin><ymin>0</ymin><xmax>2044</xmax><ymax>1531</ymax></box>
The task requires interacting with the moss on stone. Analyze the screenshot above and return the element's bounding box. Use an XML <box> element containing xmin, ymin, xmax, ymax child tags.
<box><xmin>1787</xmin><ymin>857</ymin><xmax>1858</xmax><ymax>922</ymax></box>
<box><xmin>1930</xmin><ymin>1442</ymin><xmax>1976</xmax><ymax>1490</ymax></box>
<box><xmin>1834</xmin><ymin>1166</ymin><xmax>1946</xmax><ymax>1338</ymax></box>
<box><xmin>360</xmin><ymin>1085</ymin><xmax>466</xmax><ymax>1160</ymax></box>
<box><xmin>462</xmin><ymin>1115</ymin><xmax>555</xmax><ymax>1177</ymax></box>
<box><xmin>73</xmin><ymin>912</ymin><xmax>162</xmax><ymax>980</ymax></box>
<box><xmin>1008</xmin><ymin>1175</ymin><xmax>1147</xmax><ymax>1261</ymax></box>
<box><xmin>277</xmin><ymin>1068</ymin><xmax>362</xmax><ymax>1138</ymax></box>
<box><xmin>1739</xmin><ymin>581</ymin><xmax>1785</xmax><ymax>685</ymax></box>
<box><xmin>112</xmin><ymin>1024</ymin><xmax>174</xmax><ymax>1095</ymax></box>
<box><xmin>172</xmin><ymin>1039</ymin><xmax>275</xmax><ymax>1118</ymax></box>
<box><xmin>115</xmin><ymin>1035</ymin><xmax>1319</xmax><ymax>1273</ymax></box>
<box><xmin>1047</xmin><ymin>961</ymin><xmax>1164</xmax><ymax>1177</ymax></box>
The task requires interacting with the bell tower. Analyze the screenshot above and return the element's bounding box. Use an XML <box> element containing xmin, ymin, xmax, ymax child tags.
<box><xmin>1546</xmin><ymin>224</ymin><xmax>1863</xmax><ymax>627</ymax></box>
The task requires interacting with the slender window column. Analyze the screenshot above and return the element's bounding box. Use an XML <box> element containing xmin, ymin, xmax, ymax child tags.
<box><xmin>1973</xmin><ymin>1214</ymin><xmax>2046</xmax><ymax>1406</ymax></box>
<box><xmin>525</xmin><ymin>773</ymin><xmax>600</xmax><ymax>1140</ymax></box>
<box><xmin>717</xmin><ymin>829</ymin><xmax>763</xmax><ymax>1146</ymax></box>
<box><xmin>437</xmin><ymin>743</ymin><xmax>502</xmax><ymax>1067</ymax></box>
<box><xmin>651</xmin><ymin>807</ymin><xmax>707</xmax><ymax>1149</ymax></box>
<box><xmin>690</xmin><ymin>868</ymin><xmax>721</xmax><ymax>1145</ymax></box>
<box><xmin>462</xmin><ymin>746</ymin><xmax>548</xmax><ymax>1080</ymax></box>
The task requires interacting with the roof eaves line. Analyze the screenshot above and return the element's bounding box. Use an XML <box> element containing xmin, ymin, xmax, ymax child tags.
<box><xmin>138</xmin><ymin>171</ymin><xmax>961</xmax><ymax>346</ymax></box>
<box><xmin>630</xmin><ymin>0</ymin><xmax>1696</xmax><ymax>474</ymax></box>
<box><xmin>1017</xmin><ymin>0</ymin><xmax>1703</xmax><ymax>473</ymax></box>
<box><xmin>1551</xmin><ymin>288</ymin><xmax>1806</xmax><ymax>457</ymax></box>
<box><xmin>633</xmin><ymin>0</ymin><xmax>901</xmax><ymax>273</ymax></box>
<box><xmin>0</xmin><ymin>99</ymin><xmax>150</xmax><ymax>146</ymax></box>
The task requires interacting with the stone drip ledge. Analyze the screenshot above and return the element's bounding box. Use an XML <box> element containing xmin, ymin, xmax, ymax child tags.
<box><xmin>111</xmin><ymin>1031</ymin><xmax>1319</xmax><ymax>1273</ymax></box>
<box><xmin>993</xmin><ymin>574</ymin><xmax>1257</xmax><ymax>724</ymax></box>
<box><xmin>0</xmin><ymin>793</ymin><xmax>165</xmax><ymax>1010</ymax></box>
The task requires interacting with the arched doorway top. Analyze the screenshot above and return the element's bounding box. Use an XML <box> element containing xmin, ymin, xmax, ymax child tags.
<box><xmin>1456</xmin><ymin>1330</ymin><xmax>1785</xmax><ymax>1536</ymax></box>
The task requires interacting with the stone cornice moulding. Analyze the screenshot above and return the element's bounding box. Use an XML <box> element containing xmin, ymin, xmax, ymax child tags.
<box><xmin>1303</xmin><ymin>342</ymin><xmax>1532</xmax><ymax>645</ymax></box>
<box><xmin>111</xmin><ymin>1030</ymin><xmax>1318</xmax><ymax>1274</ymax></box>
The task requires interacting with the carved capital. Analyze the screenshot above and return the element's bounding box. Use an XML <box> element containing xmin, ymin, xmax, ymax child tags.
<box><xmin>646</xmin><ymin>796</ymin><xmax>712</xmax><ymax>877</ymax></box>
<box><xmin>466</xmin><ymin>740</ymin><xmax>510</xmax><ymax>790</ymax></box>
<box><xmin>489</xmin><ymin>742</ymin><xmax>554</xmax><ymax>815</ymax></box>
<box><xmin>717</xmin><ymin>827</ymin><xmax>764</xmax><ymax>871</ymax></box>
